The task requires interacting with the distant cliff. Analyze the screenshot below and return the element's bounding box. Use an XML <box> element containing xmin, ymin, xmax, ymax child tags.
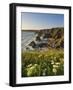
<box><xmin>22</xmin><ymin>27</ymin><xmax>64</xmax><ymax>49</ymax></box>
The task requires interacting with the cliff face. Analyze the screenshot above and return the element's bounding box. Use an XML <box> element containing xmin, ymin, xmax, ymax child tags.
<box><xmin>35</xmin><ymin>27</ymin><xmax>64</xmax><ymax>49</ymax></box>
<box><xmin>22</xmin><ymin>27</ymin><xmax>64</xmax><ymax>50</ymax></box>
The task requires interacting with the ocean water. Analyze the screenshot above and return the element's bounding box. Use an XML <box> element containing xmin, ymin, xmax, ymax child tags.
<box><xmin>21</xmin><ymin>31</ymin><xmax>36</xmax><ymax>50</ymax></box>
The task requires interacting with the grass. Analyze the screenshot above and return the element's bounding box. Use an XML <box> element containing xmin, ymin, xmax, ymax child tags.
<box><xmin>22</xmin><ymin>49</ymin><xmax>64</xmax><ymax>77</ymax></box>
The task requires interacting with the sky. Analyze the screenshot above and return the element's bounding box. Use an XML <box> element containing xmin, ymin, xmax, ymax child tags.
<box><xmin>21</xmin><ymin>12</ymin><xmax>64</xmax><ymax>30</ymax></box>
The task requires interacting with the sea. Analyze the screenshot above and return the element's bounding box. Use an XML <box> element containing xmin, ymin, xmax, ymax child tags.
<box><xmin>21</xmin><ymin>31</ymin><xmax>36</xmax><ymax>50</ymax></box>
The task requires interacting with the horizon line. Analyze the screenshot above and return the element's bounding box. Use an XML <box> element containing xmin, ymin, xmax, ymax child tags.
<box><xmin>21</xmin><ymin>27</ymin><xmax>64</xmax><ymax>31</ymax></box>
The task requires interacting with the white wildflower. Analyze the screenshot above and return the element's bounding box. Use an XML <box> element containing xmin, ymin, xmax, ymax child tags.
<box><xmin>55</xmin><ymin>62</ymin><xmax>60</xmax><ymax>65</ymax></box>
<box><xmin>53</xmin><ymin>65</ymin><xmax>58</xmax><ymax>68</ymax></box>
<box><xmin>51</xmin><ymin>60</ymin><xmax>54</xmax><ymax>64</ymax></box>
<box><xmin>53</xmin><ymin>68</ymin><xmax>57</xmax><ymax>75</ymax></box>
<box><xmin>27</xmin><ymin>64</ymin><xmax>32</xmax><ymax>68</ymax></box>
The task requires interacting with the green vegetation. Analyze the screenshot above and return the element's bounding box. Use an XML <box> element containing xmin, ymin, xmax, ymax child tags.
<box><xmin>22</xmin><ymin>49</ymin><xmax>64</xmax><ymax>77</ymax></box>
